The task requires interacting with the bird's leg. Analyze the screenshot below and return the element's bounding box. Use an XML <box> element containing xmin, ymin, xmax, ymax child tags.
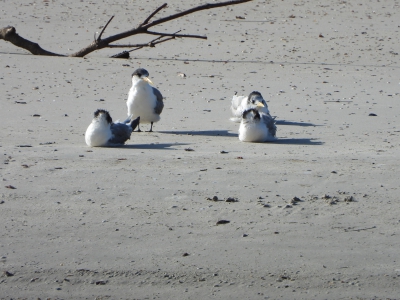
<box><xmin>137</xmin><ymin>124</ymin><xmax>142</xmax><ymax>132</ymax></box>
<box><xmin>147</xmin><ymin>122</ymin><xmax>154</xmax><ymax>132</ymax></box>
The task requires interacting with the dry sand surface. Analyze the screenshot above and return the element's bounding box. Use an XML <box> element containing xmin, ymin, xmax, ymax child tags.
<box><xmin>1</xmin><ymin>0</ymin><xmax>400</xmax><ymax>299</ymax></box>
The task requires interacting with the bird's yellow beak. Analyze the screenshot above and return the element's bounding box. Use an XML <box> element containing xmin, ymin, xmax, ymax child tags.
<box><xmin>143</xmin><ymin>77</ymin><xmax>154</xmax><ymax>85</ymax></box>
<box><xmin>256</xmin><ymin>102</ymin><xmax>265</xmax><ymax>108</ymax></box>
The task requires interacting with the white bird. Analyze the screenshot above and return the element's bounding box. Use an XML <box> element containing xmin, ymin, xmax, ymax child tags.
<box><xmin>230</xmin><ymin>91</ymin><xmax>270</xmax><ymax>123</ymax></box>
<box><xmin>85</xmin><ymin>109</ymin><xmax>140</xmax><ymax>147</ymax></box>
<box><xmin>238</xmin><ymin>108</ymin><xmax>277</xmax><ymax>142</ymax></box>
<box><xmin>126</xmin><ymin>68</ymin><xmax>164</xmax><ymax>132</ymax></box>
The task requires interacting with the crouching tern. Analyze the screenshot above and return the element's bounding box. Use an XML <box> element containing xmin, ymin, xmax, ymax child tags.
<box><xmin>85</xmin><ymin>109</ymin><xmax>140</xmax><ymax>147</ymax></box>
<box><xmin>126</xmin><ymin>68</ymin><xmax>164</xmax><ymax>132</ymax></box>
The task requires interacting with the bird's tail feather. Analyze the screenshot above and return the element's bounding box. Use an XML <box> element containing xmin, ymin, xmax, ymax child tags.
<box><xmin>130</xmin><ymin>116</ymin><xmax>140</xmax><ymax>131</ymax></box>
<box><xmin>122</xmin><ymin>115</ymin><xmax>133</xmax><ymax>124</ymax></box>
<box><xmin>229</xmin><ymin>116</ymin><xmax>242</xmax><ymax>123</ymax></box>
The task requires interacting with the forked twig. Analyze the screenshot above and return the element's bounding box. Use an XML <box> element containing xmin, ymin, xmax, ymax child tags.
<box><xmin>141</xmin><ymin>3</ymin><xmax>168</xmax><ymax>26</ymax></box>
<box><xmin>97</xmin><ymin>15</ymin><xmax>115</xmax><ymax>42</ymax></box>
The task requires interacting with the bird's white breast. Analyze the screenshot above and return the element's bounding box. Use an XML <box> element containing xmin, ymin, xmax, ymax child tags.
<box><xmin>85</xmin><ymin>121</ymin><xmax>112</xmax><ymax>147</ymax></box>
<box><xmin>127</xmin><ymin>82</ymin><xmax>160</xmax><ymax>123</ymax></box>
<box><xmin>239</xmin><ymin>121</ymin><xmax>274</xmax><ymax>143</ymax></box>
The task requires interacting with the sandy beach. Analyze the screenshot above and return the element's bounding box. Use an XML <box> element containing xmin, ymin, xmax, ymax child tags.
<box><xmin>1</xmin><ymin>0</ymin><xmax>400</xmax><ymax>299</ymax></box>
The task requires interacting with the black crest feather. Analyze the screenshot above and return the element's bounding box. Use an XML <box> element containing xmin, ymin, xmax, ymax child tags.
<box><xmin>132</xmin><ymin>68</ymin><xmax>150</xmax><ymax>78</ymax></box>
<box><xmin>94</xmin><ymin>109</ymin><xmax>112</xmax><ymax>124</ymax></box>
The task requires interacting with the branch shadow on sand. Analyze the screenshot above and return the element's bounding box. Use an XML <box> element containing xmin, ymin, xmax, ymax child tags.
<box><xmin>159</xmin><ymin>130</ymin><xmax>237</xmax><ymax>137</ymax></box>
<box><xmin>275</xmin><ymin>120</ymin><xmax>320</xmax><ymax>127</ymax></box>
<box><xmin>120</xmin><ymin>143</ymin><xmax>189</xmax><ymax>150</ymax></box>
<box><xmin>274</xmin><ymin>138</ymin><xmax>323</xmax><ymax>145</ymax></box>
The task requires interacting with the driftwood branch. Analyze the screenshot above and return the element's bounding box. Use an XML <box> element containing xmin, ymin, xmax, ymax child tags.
<box><xmin>110</xmin><ymin>31</ymin><xmax>181</xmax><ymax>58</ymax></box>
<box><xmin>146</xmin><ymin>31</ymin><xmax>207</xmax><ymax>39</ymax></box>
<box><xmin>109</xmin><ymin>30</ymin><xmax>182</xmax><ymax>48</ymax></box>
<box><xmin>141</xmin><ymin>0</ymin><xmax>251</xmax><ymax>30</ymax></box>
<box><xmin>97</xmin><ymin>15</ymin><xmax>115</xmax><ymax>42</ymax></box>
<box><xmin>0</xmin><ymin>0</ymin><xmax>252</xmax><ymax>58</ymax></box>
<box><xmin>141</xmin><ymin>3</ymin><xmax>168</xmax><ymax>26</ymax></box>
<box><xmin>0</xmin><ymin>26</ymin><xmax>64</xmax><ymax>56</ymax></box>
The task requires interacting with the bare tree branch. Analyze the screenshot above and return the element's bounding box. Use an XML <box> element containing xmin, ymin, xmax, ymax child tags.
<box><xmin>110</xmin><ymin>31</ymin><xmax>180</xmax><ymax>58</ymax></box>
<box><xmin>146</xmin><ymin>31</ymin><xmax>207</xmax><ymax>39</ymax></box>
<box><xmin>97</xmin><ymin>15</ymin><xmax>114</xmax><ymax>42</ymax></box>
<box><xmin>109</xmin><ymin>30</ymin><xmax>181</xmax><ymax>48</ymax></box>
<box><xmin>0</xmin><ymin>0</ymin><xmax>253</xmax><ymax>58</ymax></box>
<box><xmin>142</xmin><ymin>0</ymin><xmax>252</xmax><ymax>30</ymax></box>
<box><xmin>0</xmin><ymin>26</ymin><xmax>64</xmax><ymax>56</ymax></box>
<box><xmin>107</xmin><ymin>40</ymin><xmax>165</xmax><ymax>48</ymax></box>
<box><xmin>148</xmin><ymin>30</ymin><xmax>181</xmax><ymax>44</ymax></box>
<box><xmin>141</xmin><ymin>3</ymin><xmax>168</xmax><ymax>26</ymax></box>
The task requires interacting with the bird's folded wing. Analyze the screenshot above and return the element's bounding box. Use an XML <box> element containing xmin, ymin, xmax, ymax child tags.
<box><xmin>152</xmin><ymin>87</ymin><xmax>164</xmax><ymax>115</ymax></box>
<box><xmin>109</xmin><ymin>123</ymin><xmax>132</xmax><ymax>144</ymax></box>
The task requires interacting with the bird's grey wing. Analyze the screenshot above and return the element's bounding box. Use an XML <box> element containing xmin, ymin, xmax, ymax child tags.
<box><xmin>109</xmin><ymin>123</ymin><xmax>132</xmax><ymax>145</ymax></box>
<box><xmin>261</xmin><ymin>113</ymin><xmax>277</xmax><ymax>137</ymax></box>
<box><xmin>152</xmin><ymin>87</ymin><xmax>164</xmax><ymax>115</ymax></box>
